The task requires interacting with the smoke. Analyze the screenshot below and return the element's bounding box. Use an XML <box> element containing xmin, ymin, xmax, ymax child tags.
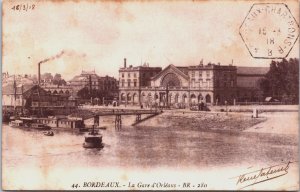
<box><xmin>38</xmin><ymin>50</ymin><xmax>65</xmax><ymax>64</ymax></box>
<box><xmin>38</xmin><ymin>50</ymin><xmax>86</xmax><ymax>65</ymax></box>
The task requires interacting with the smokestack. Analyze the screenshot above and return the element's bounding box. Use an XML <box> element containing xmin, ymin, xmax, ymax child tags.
<box><xmin>38</xmin><ymin>62</ymin><xmax>41</xmax><ymax>85</ymax></box>
<box><xmin>124</xmin><ymin>58</ymin><xmax>127</xmax><ymax>68</ymax></box>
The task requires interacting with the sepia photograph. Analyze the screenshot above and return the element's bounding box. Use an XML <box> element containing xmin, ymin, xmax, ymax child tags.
<box><xmin>2</xmin><ymin>0</ymin><xmax>299</xmax><ymax>190</ymax></box>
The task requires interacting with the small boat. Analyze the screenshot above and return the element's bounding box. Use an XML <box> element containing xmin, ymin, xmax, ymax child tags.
<box><xmin>9</xmin><ymin>120</ymin><xmax>24</xmax><ymax>128</ymax></box>
<box><xmin>44</xmin><ymin>131</ymin><xmax>54</xmax><ymax>136</ymax></box>
<box><xmin>83</xmin><ymin>127</ymin><xmax>103</xmax><ymax>148</ymax></box>
<box><xmin>30</xmin><ymin>123</ymin><xmax>51</xmax><ymax>131</ymax></box>
<box><xmin>98</xmin><ymin>126</ymin><xmax>107</xmax><ymax>130</ymax></box>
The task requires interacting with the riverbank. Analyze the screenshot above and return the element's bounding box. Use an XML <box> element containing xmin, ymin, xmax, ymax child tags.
<box><xmin>137</xmin><ymin>111</ymin><xmax>266</xmax><ymax>131</ymax></box>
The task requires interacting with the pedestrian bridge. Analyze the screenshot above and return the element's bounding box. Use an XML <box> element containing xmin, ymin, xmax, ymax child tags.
<box><xmin>70</xmin><ymin>109</ymin><xmax>163</xmax><ymax>130</ymax></box>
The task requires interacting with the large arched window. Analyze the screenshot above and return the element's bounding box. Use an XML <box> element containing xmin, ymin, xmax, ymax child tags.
<box><xmin>161</xmin><ymin>73</ymin><xmax>181</xmax><ymax>87</ymax></box>
<box><xmin>206</xmin><ymin>94</ymin><xmax>211</xmax><ymax>103</ymax></box>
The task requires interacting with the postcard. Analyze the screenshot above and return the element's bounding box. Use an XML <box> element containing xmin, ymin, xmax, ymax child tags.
<box><xmin>2</xmin><ymin>0</ymin><xmax>299</xmax><ymax>190</ymax></box>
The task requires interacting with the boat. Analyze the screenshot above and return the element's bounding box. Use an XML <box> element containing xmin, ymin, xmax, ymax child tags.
<box><xmin>83</xmin><ymin>126</ymin><xmax>103</xmax><ymax>148</ymax></box>
<box><xmin>44</xmin><ymin>131</ymin><xmax>54</xmax><ymax>136</ymax></box>
<box><xmin>98</xmin><ymin>126</ymin><xmax>107</xmax><ymax>130</ymax></box>
<box><xmin>30</xmin><ymin>123</ymin><xmax>51</xmax><ymax>131</ymax></box>
<box><xmin>9</xmin><ymin>120</ymin><xmax>24</xmax><ymax>128</ymax></box>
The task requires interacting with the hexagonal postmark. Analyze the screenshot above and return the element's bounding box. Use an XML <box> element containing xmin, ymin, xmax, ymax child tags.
<box><xmin>240</xmin><ymin>3</ymin><xmax>299</xmax><ymax>59</ymax></box>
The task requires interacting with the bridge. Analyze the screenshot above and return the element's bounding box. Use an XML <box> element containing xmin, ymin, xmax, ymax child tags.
<box><xmin>70</xmin><ymin>109</ymin><xmax>163</xmax><ymax>130</ymax></box>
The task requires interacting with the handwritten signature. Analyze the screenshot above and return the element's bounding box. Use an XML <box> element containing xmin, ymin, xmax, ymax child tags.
<box><xmin>232</xmin><ymin>161</ymin><xmax>294</xmax><ymax>189</ymax></box>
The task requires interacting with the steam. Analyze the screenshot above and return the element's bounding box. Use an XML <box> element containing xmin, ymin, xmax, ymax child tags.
<box><xmin>38</xmin><ymin>50</ymin><xmax>86</xmax><ymax>65</ymax></box>
<box><xmin>38</xmin><ymin>50</ymin><xmax>65</xmax><ymax>65</ymax></box>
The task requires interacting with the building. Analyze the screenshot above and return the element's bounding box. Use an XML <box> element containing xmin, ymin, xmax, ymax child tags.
<box><xmin>68</xmin><ymin>70</ymin><xmax>118</xmax><ymax>103</ymax></box>
<box><xmin>98</xmin><ymin>75</ymin><xmax>119</xmax><ymax>99</ymax></box>
<box><xmin>119</xmin><ymin>59</ymin><xmax>237</xmax><ymax>107</ymax></box>
<box><xmin>69</xmin><ymin>70</ymin><xmax>100</xmax><ymax>91</ymax></box>
<box><xmin>2</xmin><ymin>82</ymin><xmax>76</xmax><ymax>116</ymax></box>
<box><xmin>236</xmin><ymin>67</ymin><xmax>269</xmax><ymax>102</ymax></box>
<box><xmin>119</xmin><ymin>58</ymin><xmax>162</xmax><ymax>105</ymax></box>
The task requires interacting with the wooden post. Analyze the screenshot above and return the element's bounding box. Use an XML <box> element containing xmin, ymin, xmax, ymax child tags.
<box><xmin>136</xmin><ymin>114</ymin><xmax>141</xmax><ymax>123</ymax></box>
<box><xmin>115</xmin><ymin>114</ymin><xmax>122</xmax><ymax>130</ymax></box>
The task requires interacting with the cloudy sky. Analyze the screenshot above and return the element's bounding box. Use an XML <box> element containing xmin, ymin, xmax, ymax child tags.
<box><xmin>3</xmin><ymin>0</ymin><xmax>299</xmax><ymax>80</ymax></box>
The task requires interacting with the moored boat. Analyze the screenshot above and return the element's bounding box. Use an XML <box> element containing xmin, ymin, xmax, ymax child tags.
<box><xmin>9</xmin><ymin>120</ymin><xmax>24</xmax><ymax>128</ymax></box>
<box><xmin>30</xmin><ymin>123</ymin><xmax>51</xmax><ymax>131</ymax></box>
<box><xmin>44</xmin><ymin>131</ymin><xmax>54</xmax><ymax>136</ymax></box>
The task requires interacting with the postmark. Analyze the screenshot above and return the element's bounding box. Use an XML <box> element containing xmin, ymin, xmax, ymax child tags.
<box><xmin>239</xmin><ymin>3</ymin><xmax>299</xmax><ymax>59</ymax></box>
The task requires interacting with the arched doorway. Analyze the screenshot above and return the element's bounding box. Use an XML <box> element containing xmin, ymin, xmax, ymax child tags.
<box><xmin>198</xmin><ymin>94</ymin><xmax>203</xmax><ymax>102</ymax></box>
<box><xmin>175</xmin><ymin>94</ymin><xmax>179</xmax><ymax>103</ymax></box>
<box><xmin>120</xmin><ymin>93</ymin><xmax>126</xmax><ymax>101</ymax></box>
<box><xmin>141</xmin><ymin>92</ymin><xmax>146</xmax><ymax>103</ymax></box>
<box><xmin>147</xmin><ymin>93</ymin><xmax>152</xmax><ymax>104</ymax></box>
<box><xmin>190</xmin><ymin>94</ymin><xmax>197</xmax><ymax>104</ymax></box>
<box><xmin>182</xmin><ymin>94</ymin><xmax>187</xmax><ymax>103</ymax></box>
<box><xmin>205</xmin><ymin>94</ymin><xmax>211</xmax><ymax>103</ymax></box>
<box><xmin>127</xmin><ymin>93</ymin><xmax>132</xmax><ymax>103</ymax></box>
<box><xmin>132</xmin><ymin>93</ymin><xmax>138</xmax><ymax>104</ymax></box>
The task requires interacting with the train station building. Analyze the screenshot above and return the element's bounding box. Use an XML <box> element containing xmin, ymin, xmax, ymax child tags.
<box><xmin>119</xmin><ymin>59</ymin><xmax>240</xmax><ymax>107</ymax></box>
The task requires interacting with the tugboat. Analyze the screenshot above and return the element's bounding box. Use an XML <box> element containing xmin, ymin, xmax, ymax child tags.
<box><xmin>83</xmin><ymin>125</ymin><xmax>103</xmax><ymax>148</ymax></box>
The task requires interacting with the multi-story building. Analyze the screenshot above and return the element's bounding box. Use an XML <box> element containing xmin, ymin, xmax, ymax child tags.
<box><xmin>2</xmin><ymin>83</ymin><xmax>76</xmax><ymax>115</ymax></box>
<box><xmin>119</xmin><ymin>59</ymin><xmax>237</xmax><ymax>107</ymax></box>
<box><xmin>68</xmin><ymin>70</ymin><xmax>118</xmax><ymax>102</ymax></box>
<box><xmin>236</xmin><ymin>67</ymin><xmax>269</xmax><ymax>102</ymax></box>
<box><xmin>119</xmin><ymin>58</ymin><xmax>162</xmax><ymax>104</ymax></box>
<box><xmin>69</xmin><ymin>70</ymin><xmax>100</xmax><ymax>91</ymax></box>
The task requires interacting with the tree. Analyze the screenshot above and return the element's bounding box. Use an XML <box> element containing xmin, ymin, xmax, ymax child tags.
<box><xmin>259</xmin><ymin>58</ymin><xmax>299</xmax><ymax>103</ymax></box>
<box><xmin>53</xmin><ymin>73</ymin><xmax>67</xmax><ymax>86</ymax></box>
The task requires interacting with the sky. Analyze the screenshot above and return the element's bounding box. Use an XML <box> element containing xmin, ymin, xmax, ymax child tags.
<box><xmin>3</xmin><ymin>0</ymin><xmax>299</xmax><ymax>80</ymax></box>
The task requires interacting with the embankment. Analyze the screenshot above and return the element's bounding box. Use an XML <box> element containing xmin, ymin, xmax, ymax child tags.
<box><xmin>137</xmin><ymin>111</ymin><xmax>266</xmax><ymax>131</ymax></box>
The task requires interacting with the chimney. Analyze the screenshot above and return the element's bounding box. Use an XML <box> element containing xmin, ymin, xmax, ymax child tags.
<box><xmin>124</xmin><ymin>58</ymin><xmax>127</xmax><ymax>68</ymax></box>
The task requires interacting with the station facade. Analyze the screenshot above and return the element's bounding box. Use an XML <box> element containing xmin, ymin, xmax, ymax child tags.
<box><xmin>119</xmin><ymin>59</ymin><xmax>238</xmax><ymax>107</ymax></box>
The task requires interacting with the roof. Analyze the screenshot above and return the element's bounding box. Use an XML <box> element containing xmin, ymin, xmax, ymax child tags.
<box><xmin>151</xmin><ymin>64</ymin><xmax>189</xmax><ymax>81</ymax></box>
<box><xmin>237</xmin><ymin>67</ymin><xmax>269</xmax><ymax>75</ymax></box>
<box><xmin>2</xmin><ymin>83</ymin><xmax>35</xmax><ymax>95</ymax></box>
<box><xmin>176</xmin><ymin>66</ymin><xmax>189</xmax><ymax>75</ymax></box>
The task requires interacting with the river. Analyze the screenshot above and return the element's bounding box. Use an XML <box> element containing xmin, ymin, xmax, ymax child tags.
<box><xmin>2</xmin><ymin>113</ymin><xmax>299</xmax><ymax>190</ymax></box>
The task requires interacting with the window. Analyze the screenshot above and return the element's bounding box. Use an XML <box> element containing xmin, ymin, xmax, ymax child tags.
<box><xmin>207</xmin><ymin>79</ymin><xmax>210</xmax><ymax>87</ymax></box>
<box><xmin>191</xmin><ymin>78</ymin><xmax>195</xmax><ymax>88</ymax></box>
<box><xmin>121</xmin><ymin>73</ymin><xmax>124</xmax><ymax>78</ymax></box>
<box><xmin>134</xmin><ymin>73</ymin><xmax>136</xmax><ymax>78</ymax></box>
<box><xmin>199</xmin><ymin>79</ymin><xmax>203</xmax><ymax>87</ymax></box>
<box><xmin>128</xmin><ymin>73</ymin><xmax>130</xmax><ymax>78</ymax></box>
<box><xmin>134</xmin><ymin>79</ymin><xmax>137</xmax><ymax>87</ymax></box>
<box><xmin>199</xmin><ymin>72</ymin><xmax>202</xmax><ymax>78</ymax></box>
<box><xmin>128</xmin><ymin>79</ymin><xmax>131</xmax><ymax>87</ymax></box>
<box><xmin>191</xmin><ymin>71</ymin><xmax>195</xmax><ymax>77</ymax></box>
<box><xmin>121</xmin><ymin>80</ymin><xmax>125</xmax><ymax>87</ymax></box>
<box><xmin>206</xmin><ymin>71</ymin><xmax>210</xmax><ymax>77</ymax></box>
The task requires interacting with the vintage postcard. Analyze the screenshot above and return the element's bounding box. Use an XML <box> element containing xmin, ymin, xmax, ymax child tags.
<box><xmin>2</xmin><ymin>0</ymin><xmax>299</xmax><ymax>190</ymax></box>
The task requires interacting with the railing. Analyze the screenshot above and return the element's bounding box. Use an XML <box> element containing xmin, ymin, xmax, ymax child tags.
<box><xmin>236</xmin><ymin>101</ymin><xmax>285</xmax><ymax>105</ymax></box>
